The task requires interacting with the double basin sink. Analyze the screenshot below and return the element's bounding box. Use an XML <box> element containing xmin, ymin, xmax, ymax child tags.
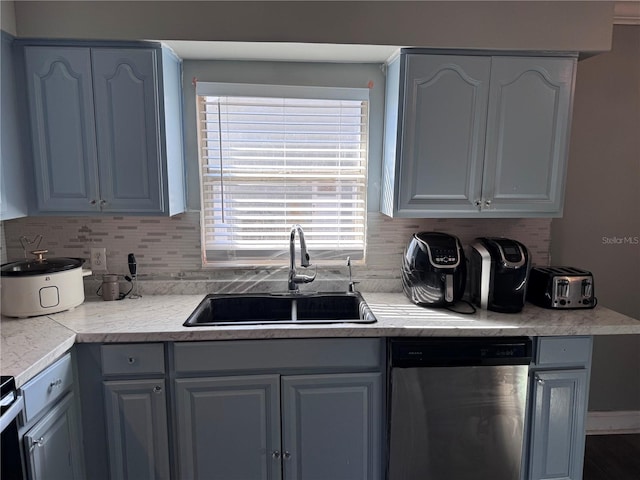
<box><xmin>184</xmin><ymin>291</ymin><xmax>376</xmax><ymax>327</ymax></box>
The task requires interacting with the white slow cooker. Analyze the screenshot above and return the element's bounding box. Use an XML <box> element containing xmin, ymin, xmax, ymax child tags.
<box><xmin>1</xmin><ymin>250</ymin><xmax>91</xmax><ymax>318</ymax></box>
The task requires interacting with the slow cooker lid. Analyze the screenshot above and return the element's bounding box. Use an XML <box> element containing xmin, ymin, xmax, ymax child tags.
<box><xmin>1</xmin><ymin>257</ymin><xmax>84</xmax><ymax>276</ymax></box>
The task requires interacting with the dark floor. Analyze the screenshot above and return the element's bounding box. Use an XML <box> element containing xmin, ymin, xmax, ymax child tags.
<box><xmin>583</xmin><ymin>434</ymin><xmax>640</xmax><ymax>480</ymax></box>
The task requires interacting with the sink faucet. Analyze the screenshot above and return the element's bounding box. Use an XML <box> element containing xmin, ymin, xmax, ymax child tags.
<box><xmin>288</xmin><ymin>224</ymin><xmax>316</xmax><ymax>292</ymax></box>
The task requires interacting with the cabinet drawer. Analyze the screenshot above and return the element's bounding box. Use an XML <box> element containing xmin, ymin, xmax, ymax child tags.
<box><xmin>101</xmin><ymin>343</ymin><xmax>165</xmax><ymax>376</ymax></box>
<box><xmin>536</xmin><ymin>336</ymin><xmax>592</xmax><ymax>367</ymax></box>
<box><xmin>174</xmin><ymin>338</ymin><xmax>382</xmax><ymax>374</ymax></box>
<box><xmin>21</xmin><ymin>353</ymin><xmax>73</xmax><ymax>423</ymax></box>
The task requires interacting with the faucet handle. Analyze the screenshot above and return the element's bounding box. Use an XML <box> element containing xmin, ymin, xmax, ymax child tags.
<box><xmin>293</xmin><ymin>265</ymin><xmax>317</xmax><ymax>285</ymax></box>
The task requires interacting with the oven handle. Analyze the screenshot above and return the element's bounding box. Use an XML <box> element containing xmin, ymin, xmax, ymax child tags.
<box><xmin>0</xmin><ymin>393</ymin><xmax>24</xmax><ymax>433</ymax></box>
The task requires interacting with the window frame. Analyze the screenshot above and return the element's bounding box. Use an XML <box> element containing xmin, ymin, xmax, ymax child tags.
<box><xmin>195</xmin><ymin>81</ymin><xmax>370</xmax><ymax>267</ymax></box>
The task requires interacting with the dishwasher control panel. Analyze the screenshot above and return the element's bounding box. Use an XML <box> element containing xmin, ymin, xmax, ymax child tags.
<box><xmin>389</xmin><ymin>337</ymin><xmax>532</xmax><ymax>367</ymax></box>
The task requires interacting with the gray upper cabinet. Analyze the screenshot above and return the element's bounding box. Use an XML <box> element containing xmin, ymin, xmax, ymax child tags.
<box><xmin>381</xmin><ymin>51</ymin><xmax>576</xmax><ymax>218</ymax></box>
<box><xmin>22</xmin><ymin>42</ymin><xmax>185</xmax><ymax>216</ymax></box>
<box><xmin>1</xmin><ymin>31</ymin><xmax>29</xmax><ymax>220</ymax></box>
<box><xmin>23</xmin><ymin>46</ymin><xmax>99</xmax><ymax>213</ymax></box>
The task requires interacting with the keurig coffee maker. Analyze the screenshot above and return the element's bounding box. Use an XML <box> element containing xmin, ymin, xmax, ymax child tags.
<box><xmin>469</xmin><ymin>237</ymin><xmax>531</xmax><ymax>313</ymax></box>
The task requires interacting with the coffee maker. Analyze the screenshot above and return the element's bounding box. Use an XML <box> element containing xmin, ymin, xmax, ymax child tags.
<box><xmin>401</xmin><ymin>232</ymin><xmax>467</xmax><ymax>307</ymax></box>
<box><xmin>469</xmin><ymin>237</ymin><xmax>531</xmax><ymax>313</ymax></box>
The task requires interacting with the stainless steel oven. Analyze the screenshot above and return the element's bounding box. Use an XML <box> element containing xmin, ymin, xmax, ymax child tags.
<box><xmin>1</xmin><ymin>376</ymin><xmax>25</xmax><ymax>479</ymax></box>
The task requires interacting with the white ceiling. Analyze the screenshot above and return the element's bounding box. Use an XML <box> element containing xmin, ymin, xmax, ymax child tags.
<box><xmin>161</xmin><ymin>40</ymin><xmax>401</xmax><ymax>63</ymax></box>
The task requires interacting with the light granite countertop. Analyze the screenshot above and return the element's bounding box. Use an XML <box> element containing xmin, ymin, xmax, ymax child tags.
<box><xmin>2</xmin><ymin>292</ymin><xmax>639</xmax><ymax>387</ymax></box>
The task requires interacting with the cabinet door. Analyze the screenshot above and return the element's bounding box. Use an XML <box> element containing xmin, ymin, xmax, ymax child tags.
<box><xmin>24</xmin><ymin>46</ymin><xmax>100</xmax><ymax>212</ymax></box>
<box><xmin>483</xmin><ymin>57</ymin><xmax>575</xmax><ymax>214</ymax></box>
<box><xmin>175</xmin><ymin>375</ymin><xmax>281</xmax><ymax>480</ymax></box>
<box><xmin>281</xmin><ymin>372</ymin><xmax>382</xmax><ymax>480</ymax></box>
<box><xmin>1</xmin><ymin>32</ymin><xmax>29</xmax><ymax>220</ymax></box>
<box><xmin>103</xmin><ymin>379</ymin><xmax>170</xmax><ymax>480</ymax></box>
<box><xmin>528</xmin><ymin>370</ymin><xmax>588</xmax><ymax>480</ymax></box>
<box><xmin>24</xmin><ymin>392</ymin><xmax>83</xmax><ymax>480</ymax></box>
<box><xmin>397</xmin><ymin>54</ymin><xmax>491</xmax><ymax>215</ymax></box>
<box><xmin>91</xmin><ymin>48</ymin><xmax>164</xmax><ymax>213</ymax></box>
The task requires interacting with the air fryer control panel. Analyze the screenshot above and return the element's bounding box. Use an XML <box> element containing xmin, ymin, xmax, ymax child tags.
<box><xmin>429</xmin><ymin>247</ymin><xmax>458</xmax><ymax>266</ymax></box>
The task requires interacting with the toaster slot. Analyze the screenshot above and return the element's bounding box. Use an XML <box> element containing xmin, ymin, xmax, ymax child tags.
<box><xmin>556</xmin><ymin>278</ymin><xmax>570</xmax><ymax>298</ymax></box>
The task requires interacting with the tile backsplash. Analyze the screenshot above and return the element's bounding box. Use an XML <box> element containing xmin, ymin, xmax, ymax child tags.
<box><xmin>2</xmin><ymin>212</ymin><xmax>550</xmax><ymax>293</ymax></box>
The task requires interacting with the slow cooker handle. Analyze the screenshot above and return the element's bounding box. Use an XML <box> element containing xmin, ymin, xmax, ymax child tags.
<box><xmin>30</xmin><ymin>249</ymin><xmax>48</xmax><ymax>262</ymax></box>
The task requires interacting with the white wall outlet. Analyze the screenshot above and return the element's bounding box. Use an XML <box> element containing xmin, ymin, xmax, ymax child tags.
<box><xmin>90</xmin><ymin>247</ymin><xmax>107</xmax><ymax>271</ymax></box>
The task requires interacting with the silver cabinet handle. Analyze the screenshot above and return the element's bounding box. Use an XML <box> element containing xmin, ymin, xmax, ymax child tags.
<box><xmin>474</xmin><ymin>200</ymin><xmax>482</xmax><ymax>207</ymax></box>
<box><xmin>49</xmin><ymin>378</ymin><xmax>62</xmax><ymax>389</ymax></box>
<box><xmin>100</xmin><ymin>200</ymin><xmax>107</xmax><ymax>206</ymax></box>
<box><xmin>536</xmin><ymin>376</ymin><xmax>545</xmax><ymax>385</ymax></box>
<box><xmin>127</xmin><ymin>357</ymin><xmax>136</xmax><ymax>364</ymax></box>
<box><xmin>30</xmin><ymin>436</ymin><xmax>45</xmax><ymax>452</ymax></box>
<box><xmin>272</xmin><ymin>451</ymin><xmax>281</xmax><ymax>459</ymax></box>
<box><xmin>484</xmin><ymin>199</ymin><xmax>492</xmax><ymax>207</ymax></box>
<box><xmin>90</xmin><ymin>199</ymin><xmax>97</xmax><ymax>205</ymax></box>
<box><xmin>152</xmin><ymin>385</ymin><xmax>162</xmax><ymax>393</ymax></box>
<box><xmin>283</xmin><ymin>451</ymin><xmax>291</xmax><ymax>460</ymax></box>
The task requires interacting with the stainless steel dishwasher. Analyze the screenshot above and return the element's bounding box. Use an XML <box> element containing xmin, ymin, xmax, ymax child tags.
<box><xmin>388</xmin><ymin>337</ymin><xmax>532</xmax><ymax>480</ymax></box>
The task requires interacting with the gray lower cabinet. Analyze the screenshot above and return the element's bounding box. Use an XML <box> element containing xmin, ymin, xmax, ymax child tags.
<box><xmin>281</xmin><ymin>373</ymin><xmax>382</xmax><ymax>480</ymax></box>
<box><xmin>175</xmin><ymin>375</ymin><xmax>281</xmax><ymax>480</ymax></box>
<box><xmin>103</xmin><ymin>379</ymin><xmax>171</xmax><ymax>480</ymax></box>
<box><xmin>381</xmin><ymin>51</ymin><xmax>576</xmax><ymax>218</ymax></box>
<box><xmin>173</xmin><ymin>338</ymin><xmax>384</xmax><ymax>480</ymax></box>
<box><xmin>23</xmin><ymin>392</ymin><xmax>83</xmax><ymax>480</ymax></box>
<box><xmin>528</xmin><ymin>370</ymin><xmax>588</xmax><ymax>480</ymax></box>
<box><xmin>526</xmin><ymin>336</ymin><xmax>592</xmax><ymax>480</ymax></box>
<box><xmin>175</xmin><ymin>372</ymin><xmax>381</xmax><ymax>480</ymax></box>
<box><xmin>20</xmin><ymin>41</ymin><xmax>185</xmax><ymax>216</ymax></box>
<box><xmin>19</xmin><ymin>353</ymin><xmax>84</xmax><ymax>480</ymax></box>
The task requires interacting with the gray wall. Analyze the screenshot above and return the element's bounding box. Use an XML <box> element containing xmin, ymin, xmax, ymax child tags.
<box><xmin>0</xmin><ymin>1</ymin><xmax>17</xmax><ymax>36</ymax></box>
<box><xmin>551</xmin><ymin>25</ymin><xmax>640</xmax><ymax>411</ymax></box>
<box><xmin>13</xmin><ymin>1</ymin><xmax>613</xmax><ymax>52</ymax></box>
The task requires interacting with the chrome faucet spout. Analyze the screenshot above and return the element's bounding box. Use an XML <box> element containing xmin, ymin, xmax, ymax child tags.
<box><xmin>288</xmin><ymin>225</ymin><xmax>316</xmax><ymax>292</ymax></box>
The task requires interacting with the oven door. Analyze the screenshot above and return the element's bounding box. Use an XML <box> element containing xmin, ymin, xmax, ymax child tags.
<box><xmin>1</xmin><ymin>390</ymin><xmax>26</xmax><ymax>479</ymax></box>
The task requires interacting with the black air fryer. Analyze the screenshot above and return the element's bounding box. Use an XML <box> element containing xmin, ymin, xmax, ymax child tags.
<box><xmin>402</xmin><ymin>232</ymin><xmax>466</xmax><ymax>307</ymax></box>
<box><xmin>469</xmin><ymin>237</ymin><xmax>531</xmax><ymax>313</ymax></box>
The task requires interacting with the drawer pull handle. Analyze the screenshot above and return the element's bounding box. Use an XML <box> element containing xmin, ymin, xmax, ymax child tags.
<box><xmin>272</xmin><ymin>450</ymin><xmax>280</xmax><ymax>459</ymax></box>
<box><xmin>49</xmin><ymin>379</ymin><xmax>63</xmax><ymax>389</ymax></box>
<box><xmin>283</xmin><ymin>451</ymin><xmax>291</xmax><ymax>460</ymax></box>
<box><xmin>153</xmin><ymin>385</ymin><xmax>162</xmax><ymax>393</ymax></box>
<box><xmin>127</xmin><ymin>357</ymin><xmax>136</xmax><ymax>364</ymax></box>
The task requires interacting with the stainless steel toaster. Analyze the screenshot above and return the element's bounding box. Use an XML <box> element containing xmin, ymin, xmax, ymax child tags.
<box><xmin>526</xmin><ymin>266</ymin><xmax>596</xmax><ymax>309</ymax></box>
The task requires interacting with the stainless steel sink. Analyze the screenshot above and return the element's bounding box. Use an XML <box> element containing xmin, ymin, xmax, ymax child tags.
<box><xmin>183</xmin><ymin>292</ymin><xmax>376</xmax><ymax>326</ymax></box>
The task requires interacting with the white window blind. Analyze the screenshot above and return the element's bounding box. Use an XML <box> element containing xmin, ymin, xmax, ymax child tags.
<box><xmin>196</xmin><ymin>84</ymin><xmax>368</xmax><ymax>265</ymax></box>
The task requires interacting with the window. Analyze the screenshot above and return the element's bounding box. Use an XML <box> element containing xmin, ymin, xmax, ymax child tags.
<box><xmin>196</xmin><ymin>83</ymin><xmax>369</xmax><ymax>266</ymax></box>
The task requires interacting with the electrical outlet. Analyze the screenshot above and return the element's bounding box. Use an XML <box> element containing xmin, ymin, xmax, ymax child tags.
<box><xmin>90</xmin><ymin>247</ymin><xmax>107</xmax><ymax>271</ymax></box>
